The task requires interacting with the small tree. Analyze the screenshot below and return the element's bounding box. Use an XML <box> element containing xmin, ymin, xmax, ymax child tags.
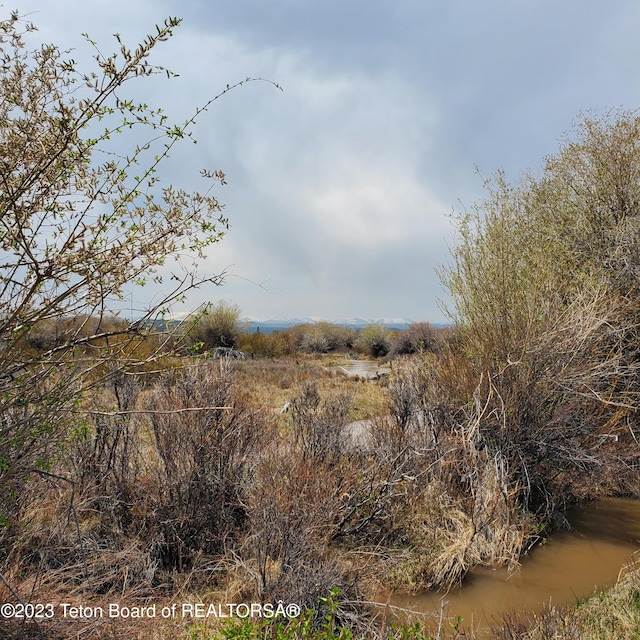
<box><xmin>188</xmin><ymin>300</ymin><xmax>244</xmax><ymax>351</ymax></box>
<box><xmin>0</xmin><ymin>12</ymin><xmax>273</xmax><ymax>523</ymax></box>
<box><xmin>356</xmin><ymin>323</ymin><xmax>392</xmax><ymax>357</ymax></box>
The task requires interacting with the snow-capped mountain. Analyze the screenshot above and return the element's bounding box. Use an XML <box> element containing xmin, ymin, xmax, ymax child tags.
<box><xmin>244</xmin><ymin>317</ymin><xmax>416</xmax><ymax>333</ymax></box>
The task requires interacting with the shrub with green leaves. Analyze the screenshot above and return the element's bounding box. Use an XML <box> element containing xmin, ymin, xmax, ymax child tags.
<box><xmin>187</xmin><ymin>301</ymin><xmax>245</xmax><ymax>351</ymax></box>
<box><xmin>356</xmin><ymin>323</ymin><xmax>392</xmax><ymax>357</ymax></box>
<box><xmin>439</xmin><ymin>110</ymin><xmax>640</xmax><ymax>509</ymax></box>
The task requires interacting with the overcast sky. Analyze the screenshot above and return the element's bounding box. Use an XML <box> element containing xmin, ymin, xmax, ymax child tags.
<box><xmin>19</xmin><ymin>1</ymin><xmax>640</xmax><ymax>322</ymax></box>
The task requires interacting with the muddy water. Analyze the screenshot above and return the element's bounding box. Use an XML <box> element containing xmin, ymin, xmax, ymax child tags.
<box><xmin>386</xmin><ymin>498</ymin><xmax>640</xmax><ymax>638</ymax></box>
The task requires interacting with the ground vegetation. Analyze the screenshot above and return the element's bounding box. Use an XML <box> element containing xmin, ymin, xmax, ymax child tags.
<box><xmin>439</xmin><ymin>110</ymin><xmax>640</xmax><ymax>514</ymax></box>
<box><xmin>2</xmin><ymin>10</ymin><xmax>640</xmax><ymax>638</ymax></box>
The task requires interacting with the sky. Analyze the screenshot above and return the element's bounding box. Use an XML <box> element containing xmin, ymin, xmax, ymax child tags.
<box><xmin>17</xmin><ymin>1</ymin><xmax>640</xmax><ymax>323</ymax></box>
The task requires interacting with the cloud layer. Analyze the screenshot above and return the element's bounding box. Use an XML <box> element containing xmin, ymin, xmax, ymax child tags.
<box><xmin>18</xmin><ymin>1</ymin><xmax>640</xmax><ymax>322</ymax></box>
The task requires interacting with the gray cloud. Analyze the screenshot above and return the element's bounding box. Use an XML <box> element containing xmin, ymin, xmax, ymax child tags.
<box><xmin>16</xmin><ymin>1</ymin><xmax>640</xmax><ymax>322</ymax></box>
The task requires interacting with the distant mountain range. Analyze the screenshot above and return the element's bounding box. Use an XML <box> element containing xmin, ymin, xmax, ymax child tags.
<box><xmin>244</xmin><ymin>317</ymin><xmax>417</xmax><ymax>334</ymax></box>
<box><xmin>146</xmin><ymin>315</ymin><xmax>449</xmax><ymax>334</ymax></box>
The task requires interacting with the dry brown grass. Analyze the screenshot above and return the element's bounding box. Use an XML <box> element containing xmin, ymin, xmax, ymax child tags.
<box><xmin>233</xmin><ymin>354</ymin><xmax>389</xmax><ymax>422</ymax></box>
<box><xmin>3</xmin><ymin>346</ymin><xmax>637</xmax><ymax>640</ymax></box>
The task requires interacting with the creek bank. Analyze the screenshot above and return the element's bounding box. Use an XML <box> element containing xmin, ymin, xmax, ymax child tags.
<box><xmin>385</xmin><ymin>497</ymin><xmax>640</xmax><ymax>638</ymax></box>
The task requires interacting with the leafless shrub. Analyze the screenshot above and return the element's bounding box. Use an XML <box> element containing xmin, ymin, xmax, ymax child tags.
<box><xmin>242</xmin><ymin>451</ymin><xmax>360</xmax><ymax>620</ymax></box>
<box><xmin>289</xmin><ymin>381</ymin><xmax>352</xmax><ymax>463</ymax></box>
<box><xmin>368</xmin><ymin>352</ymin><xmax>541</xmax><ymax>589</ymax></box>
<box><xmin>240</xmin><ymin>382</ymin><xmax>423</xmax><ymax>610</ymax></box>
<box><xmin>141</xmin><ymin>361</ymin><xmax>274</xmax><ymax>570</ymax></box>
<box><xmin>290</xmin><ymin>322</ymin><xmax>357</xmax><ymax>353</ymax></box>
<box><xmin>390</xmin><ymin>322</ymin><xmax>440</xmax><ymax>356</ymax></box>
<box><xmin>387</xmin><ymin>355</ymin><xmax>454</xmax><ymax>445</ymax></box>
<box><xmin>300</xmin><ymin>330</ymin><xmax>331</xmax><ymax>353</ymax></box>
<box><xmin>0</xmin><ymin>361</ymin><xmax>279</xmax><ymax>617</ymax></box>
<box><xmin>237</xmin><ymin>330</ymin><xmax>290</xmax><ymax>357</ymax></box>
<box><xmin>0</xmin><ymin>472</ymin><xmax>160</xmax><ymax>635</ymax></box>
<box><xmin>439</xmin><ymin>111</ymin><xmax>640</xmax><ymax>519</ymax></box>
<box><xmin>73</xmin><ymin>373</ymin><xmax>142</xmax><ymax>493</ymax></box>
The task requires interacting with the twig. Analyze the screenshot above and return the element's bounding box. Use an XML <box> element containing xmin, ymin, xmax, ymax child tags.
<box><xmin>0</xmin><ymin>571</ymin><xmax>47</xmax><ymax>639</ymax></box>
<box><xmin>67</xmin><ymin>486</ymin><xmax>90</xmax><ymax>589</ymax></box>
<box><xmin>73</xmin><ymin>406</ymin><xmax>233</xmax><ymax>416</ymax></box>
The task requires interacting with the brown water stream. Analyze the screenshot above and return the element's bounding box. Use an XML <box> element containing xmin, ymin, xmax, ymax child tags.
<box><xmin>386</xmin><ymin>498</ymin><xmax>640</xmax><ymax>638</ymax></box>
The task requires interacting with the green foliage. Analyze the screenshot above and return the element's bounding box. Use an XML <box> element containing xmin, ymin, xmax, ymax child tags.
<box><xmin>356</xmin><ymin>323</ymin><xmax>392</xmax><ymax>357</ymax></box>
<box><xmin>214</xmin><ymin>609</ymin><xmax>350</xmax><ymax>640</ymax></box>
<box><xmin>0</xmin><ymin>8</ymin><xmax>279</xmax><ymax>539</ymax></box>
<box><xmin>191</xmin><ymin>587</ymin><xmax>458</xmax><ymax>640</ymax></box>
<box><xmin>238</xmin><ymin>330</ymin><xmax>290</xmax><ymax>357</ymax></box>
<box><xmin>192</xmin><ymin>589</ymin><xmax>354</xmax><ymax>640</ymax></box>
<box><xmin>187</xmin><ymin>301</ymin><xmax>244</xmax><ymax>351</ymax></box>
<box><xmin>439</xmin><ymin>109</ymin><xmax>640</xmax><ymax>510</ymax></box>
<box><xmin>386</xmin><ymin>623</ymin><xmax>435</xmax><ymax>640</ymax></box>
